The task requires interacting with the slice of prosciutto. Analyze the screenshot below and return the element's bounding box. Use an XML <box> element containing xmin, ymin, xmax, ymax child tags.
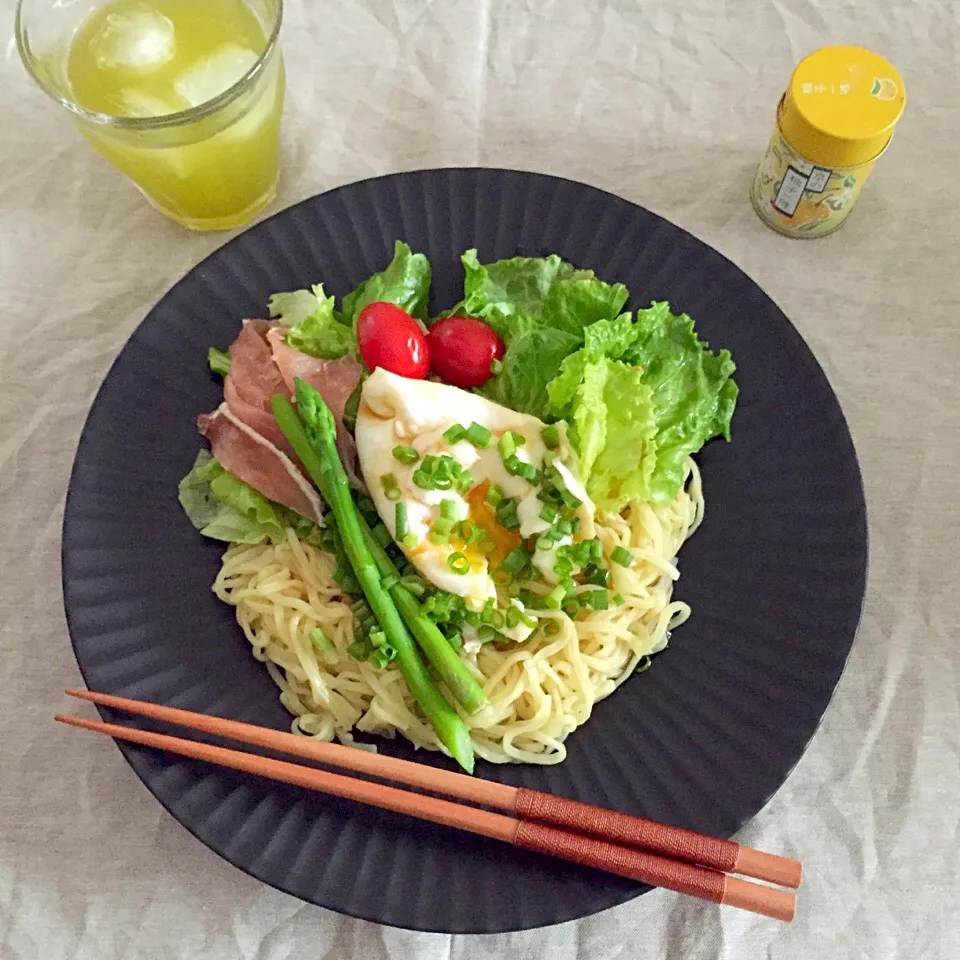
<box><xmin>265</xmin><ymin>327</ymin><xmax>365</xmax><ymax>489</ymax></box>
<box><xmin>222</xmin><ymin>321</ymin><xmax>294</xmax><ymax>456</ymax></box>
<box><xmin>198</xmin><ymin>403</ymin><xmax>324</xmax><ymax>525</ymax></box>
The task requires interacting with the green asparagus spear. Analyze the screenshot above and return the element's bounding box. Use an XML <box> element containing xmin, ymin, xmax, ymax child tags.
<box><xmin>272</xmin><ymin>388</ymin><xmax>475</xmax><ymax>773</ymax></box>
<box><xmin>356</xmin><ymin>515</ymin><xmax>487</xmax><ymax>714</ymax></box>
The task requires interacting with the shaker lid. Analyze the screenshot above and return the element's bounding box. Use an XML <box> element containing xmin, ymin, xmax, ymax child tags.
<box><xmin>781</xmin><ymin>46</ymin><xmax>905</xmax><ymax>167</ymax></box>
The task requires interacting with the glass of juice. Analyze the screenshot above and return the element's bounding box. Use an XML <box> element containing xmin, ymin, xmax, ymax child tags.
<box><xmin>15</xmin><ymin>0</ymin><xmax>285</xmax><ymax>231</ymax></box>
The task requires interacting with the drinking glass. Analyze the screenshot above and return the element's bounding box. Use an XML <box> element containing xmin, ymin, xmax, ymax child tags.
<box><xmin>15</xmin><ymin>0</ymin><xmax>285</xmax><ymax>231</ymax></box>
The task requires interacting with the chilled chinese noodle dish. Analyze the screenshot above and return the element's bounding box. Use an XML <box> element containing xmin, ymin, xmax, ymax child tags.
<box><xmin>179</xmin><ymin>243</ymin><xmax>738</xmax><ymax>771</ymax></box>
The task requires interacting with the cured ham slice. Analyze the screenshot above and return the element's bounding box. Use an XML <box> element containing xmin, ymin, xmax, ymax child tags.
<box><xmin>221</xmin><ymin>321</ymin><xmax>295</xmax><ymax>455</ymax></box>
<box><xmin>265</xmin><ymin>327</ymin><xmax>365</xmax><ymax>488</ymax></box>
<box><xmin>198</xmin><ymin>403</ymin><xmax>324</xmax><ymax>525</ymax></box>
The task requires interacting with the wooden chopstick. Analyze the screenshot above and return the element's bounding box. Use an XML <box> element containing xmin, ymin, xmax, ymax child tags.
<box><xmin>65</xmin><ymin>688</ymin><xmax>801</xmax><ymax>889</ymax></box>
<box><xmin>56</xmin><ymin>710</ymin><xmax>796</xmax><ymax>921</ymax></box>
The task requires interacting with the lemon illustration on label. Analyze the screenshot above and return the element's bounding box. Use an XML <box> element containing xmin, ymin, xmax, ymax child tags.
<box><xmin>870</xmin><ymin>77</ymin><xmax>899</xmax><ymax>101</ymax></box>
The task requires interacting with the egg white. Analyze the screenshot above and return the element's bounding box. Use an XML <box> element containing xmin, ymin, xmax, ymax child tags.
<box><xmin>355</xmin><ymin>368</ymin><xmax>595</xmax><ymax>617</ymax></box>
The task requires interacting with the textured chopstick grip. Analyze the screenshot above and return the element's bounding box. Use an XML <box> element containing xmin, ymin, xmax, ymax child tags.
<box><xmin>514</xmin><ymin>820</ymin><xmax>726</xmax><ymax>903</ymax></box>
<box><xmin>516</xmin><ymin>788</ymin><xmax>738</xmax><ymax>872</ymax></box>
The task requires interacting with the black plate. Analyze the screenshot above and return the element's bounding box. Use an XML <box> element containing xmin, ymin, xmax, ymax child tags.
<box><xmin>62</xmin><ymin>168</ymin><xmax>866</xmax><ymax>933</ymax></box>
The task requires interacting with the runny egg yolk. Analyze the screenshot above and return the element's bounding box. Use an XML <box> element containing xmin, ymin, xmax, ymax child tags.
<box><xmin>465</xmin><ymin>482</ymin><xmax>522</xmax><ymax>568</ymax></box>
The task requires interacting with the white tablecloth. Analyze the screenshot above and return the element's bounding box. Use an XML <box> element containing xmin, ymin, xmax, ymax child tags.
<box><xmin>2</xmin><ymin>1</ymin><xmax>958</xmax><ymax>957</ymax></box>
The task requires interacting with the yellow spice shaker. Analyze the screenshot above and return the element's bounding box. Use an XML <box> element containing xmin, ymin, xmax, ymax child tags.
<box><xmin>751</xmin><ymin>46</ymin><xmax>905</xmax><ymax>238</ymax></box>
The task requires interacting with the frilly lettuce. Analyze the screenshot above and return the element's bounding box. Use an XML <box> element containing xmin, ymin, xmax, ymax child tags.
<box><xmin>269</xmin><ymin>283</ymin><xmax>356</xmax><ymax>360</ymax></box>
<box><xmin>547</xmin><ymin>303</ymin><xmax>737</xmax><ymax>507</ymax></box>
<box><xmin>459</xmin><ymin>250</ymin><xmax>629</xmax><ymax>417</ymax></box>
<box><xmin>178</xmin><ymin>450</ymin><xmax>317</xmax><ymax>544</ymax></box>
<box><xmin>341</xmin><ymin>240</ymin><xmax>431</xmax><ymax>325</ymax></box>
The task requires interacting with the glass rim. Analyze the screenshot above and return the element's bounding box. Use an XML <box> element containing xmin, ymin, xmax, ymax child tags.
<box><xmin>14</xmin><ymin>0</ymin><xmax>283</xmax><ymax>130</ymax></box>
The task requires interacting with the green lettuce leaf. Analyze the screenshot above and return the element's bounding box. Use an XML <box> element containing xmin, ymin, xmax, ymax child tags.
<box><xmin>178</xmin><ymin>450</ymin><xmax>316</xmax><ymax>544</ymax></box>
<box><xmin>476</xmin><ymin>327</ymin><xmax>581</xmax><ymax>417</ymax></box>
<box><xmin>461</xmin><ymin>250</ymin><xmax>629</xmax><ymax>339</ymax></box>
<box><xmin>269</xmin><ymin>284</ymin><xmax>356</xmax><ymax>360</ymax></box>
<box><xmin>208</xmin><ymin>347</ymin><xmax>231</xmax><ymax>377</ymax></box>
<box><xmin>341</xmin><ymin>240</ymin><xmax>432</xmax><ymax>326</ymax></box>
<box><xmin>546</xmin><ymin>313</ymin><xmax>639</xmax><ymax>414</ymax></box>
<box><xmin>460</xmin><ymin>250</ymin><xmax>628</xmax><ymax>416</ymax></box>
<box><xmin>571</xmin><ymin>360</ymin><xmax>658</xmax><ymax>512</ymax></box>
<box><xmin>624</xmin><ymin>302</ymin><xmax>738</xmax><ymax>502</ymax></box>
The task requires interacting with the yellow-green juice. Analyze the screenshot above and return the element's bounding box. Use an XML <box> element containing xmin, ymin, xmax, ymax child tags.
<box><xmin>65</xmin><ymin>0</ymin><xmax>284</xmax><ymax>230</ymax></box>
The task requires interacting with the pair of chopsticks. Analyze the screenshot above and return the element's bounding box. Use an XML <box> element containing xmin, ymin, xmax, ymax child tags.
<box><xmin>58</xmin><ymin>689</ymin><xmax>800</xmax><ymax>920</ymax></box>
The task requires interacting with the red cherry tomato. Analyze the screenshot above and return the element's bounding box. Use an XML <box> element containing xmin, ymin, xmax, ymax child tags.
<box><xmin>427</xmin><ymin>316</ymin><xmax>505</xmax><ymax>389</ymax></box>
<box><xmin>356</xmin><ymin>302</ymin><xmax>430</xmax><ymax>379</ymax></box>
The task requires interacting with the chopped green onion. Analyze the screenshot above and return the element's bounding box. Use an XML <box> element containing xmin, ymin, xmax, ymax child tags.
<box><xmin>535</xmin><ymin>537</ymin><xmax>554</xmax><ymax>551</ymax></box>
<box><xmin>400</xmin><ymin>575</ymin><xmax>426</xmax><ymax>596</ymax></box>
<box><xmin>385</xmin><ymin>486</ymin><xmax>401</xmax><ymax>501</ymax></box>
<box><xmin>501</xmin><ymin>545</ymin><xmax>530</xmax><ymax>575</ymax></box>
<box><xmin>635</xmin><ymin>655</ymin><xmax>652</xmax><ymax>674</ymax></box>
<box><xmin>443</xmin><ymin>424</ymin><xmax>467</xmax><ymax>444</ymax></box>
<box><xmin>584</xmin><ymin>563</ymin><xmax>610</xmax><ymax>587</ymax></box>
<box><xmin>394</xmin><ymin>502</ymin><xmax>408</xmax><ymax>541</ymax></box>
<box><xmin>477</xmin><ymin>624</ymin><xmax>498</xmax><ymax>643</ymax></box>
<box><xmin>589</xmin><ymin>538</ymin><xmax>604</xmax><ymax>560</ymax></box>
<box><xmin>477</xmin><ymin>535</ymin><xmax>498</xmax><ymax>555</ymax></box>
<box><xmin>370</xmin><ymin>643</ymin><xmax>397</xmax><ymax>670</ymax></box>
<box><xmin>555</xmin><ymin>518</ymin><xmax>573</xmax><ymax>536</ymax></box>
<box><xmin>309</xmin><ymin>627</ymin><xmax>333</xmax><ymax>652</ymax></box>
<box><xmin>540</xmin><ymin>424</ymin><xmax>560</xmax><ymax>450</ymax></box>
<box><xmin>492</xmin><ymin>568</ymin><xmax>514</xmax><ymax>586</ymax></box>
<box><xmin>503</xmin><ymin>454</ymin><xmax>537</xmax><ymax>483</ymax></box>
<box><xmin>433</xmin><ymin>476</ymin><xmax>453</xmax><ymax>491</ymax></box>
<box><xmin>546</xmin><ymin>527</ymin><xmax>565</xmax><ymax>542</ymax></box>
<box><xmin>392</xmin><ymin>445</ymin><xmax>419</xmax><ymax>464</ymax></box>
<box><xmin>381</xmin><ymin>574</ymin><xmax>399</xmax><ymax>591</ymax></box>
<box><xmin>495</xmin><ymin>498</ymin><xmax>520</xmax><ymax>530</ymax></box>
<box><xmin>518</xmin><ymin>462</ymin><xmax>540</xmax><ymax>484</ymax></box>
<box><xmin>543</xmin><ymin>619</ymin><xmax>560</xmax><ymax>637</ymax></box>
<box><xmin>412</xmin><ymin>469</ymin><xmax>431</xmax><ymax>489</ymax></box>
<box><xmin>588</xmin><ymin>590</ymin><xmax>609</xmax><ymax>610</ymax></box>
<box><xmin>465</xmin><ymin>610</ymin><xmax>481</xmax><ymax>627</ymax></box>
<box><xmin>466</xmin><ymin>422</ymin><xmax>492</xmax><ymax>448</ymax></box>
<box><xmin>447</xmin><ymin>552</ymin><xmax>471</xmax><ymax>575</ymax></box>
<box><xmin>561</xmin><ymin>489</ymin><xmax>582</xmax><ymax>509</ymax></box>
<box><xmin>490</xmin><ymin>609</ymin><xmax>505</xmax><ymax>628</ymax></box>
<box><xmin>381</xmin><ymin>473</ymin><xmax>399</xmax><ymax>497</ymax></box>
<box><xmin>545</xmin><ymin>584</ymin><xmax>566</xmax><ymax>610</ymax></box>
<box><xmin>455</xmin><ymin>519</ymin><xmax>475</xmax><ymax>542</ymax></box>
<box><xmin>539</xmin><ymin>503</ymin><xmax>558</xmax><ymax>524</ymax></box>
<box><xmin>440</xmin><ymin>499</ymin><xmax>459</xmax><ymax>521</ymax></box>
<box><xmin>506</xmin><ymin>605</ymin><xmax>521</xmax><ymax>628</ymax></box>
<box><xmin>612</xmin><ymin>593</ymin><xmax>625</xmax><ymax>605</ymax></box>
<box><xmin>611</xmin><ymin>546</ymin><xmax>635</xmax><ymax>567</ymax></box>
<box><xmin>369</xmin><ymin>629</ymin><xmax>387</xmax><ymax>647</ymax></box>
<box><xmin>347</xmin><ymin>639</ymin><xmax>371</xmax><ymax>661</ymax></box>
<box><xmin>429</xmin><ymin>529</ymin><xmax>450</xmax><ymax>545</ymax></box>
<box><xmin>373</xmin><ymin>523</ymin><xmax>392</xmax><ymax>548</ymax></box>
<box><xmin>446</xmin><ymin>631</ymin><xmax>463</xmax><ymax>650</ymax></box>
<box><xmin>456</xmin><ymin>471</ymin><xmax>474</xmax><ymax>495</ymax></box>
<box><xmin>498</xmin><ymin>433</ymin><xmax>516</xmax><ymax>459</ymax></box>
<box><xmin>402</xmin><ymin>532</ymin><xmax>419</xmax><ymax>549</ymax></box>
<box><xmin>433</xmin><ymin>517</ymin><xmax>454</xmax><ymax>535</ymax></box>
<box><xmin>485</xmin><ymin>484</ymin><xmax>505</xmax><ymax>507</ymax></box>
<box><xmin>519</xmin><ymin>610</ymin><xmax>538</xmax><ymax>629</ymax></box>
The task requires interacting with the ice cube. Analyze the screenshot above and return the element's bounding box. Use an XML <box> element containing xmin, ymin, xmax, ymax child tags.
<box><xmin>116</xmin><ymin>87</ymin><xmax>182</xmax><ymax>118</ymax></box>
<box><xmin>91</xmin><ymin>7</ymin><xmax>176</xmax><ymax>70</ymax></box>
<box><xmin>174</xmin><ymin>44</ymin><xmax>259</xmax><ymax>108</ymax></box>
